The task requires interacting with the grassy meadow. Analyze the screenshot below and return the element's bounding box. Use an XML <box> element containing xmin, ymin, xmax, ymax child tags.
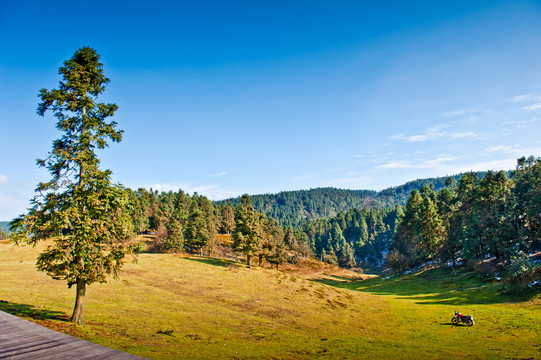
<box><xmin>0</xmin><ymin>240</ymin><xmax>539</xmax><ymax>359</ymax></box>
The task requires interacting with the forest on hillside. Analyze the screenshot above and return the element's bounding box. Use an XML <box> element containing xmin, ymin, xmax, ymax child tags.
<box><xmin>125</xmin><ymin>186</ymin><xmax>400</xmax><ymax>270</ymax></box>
<box><xmin>125</xmin><ymin>176</ymin><xmax>459</xmax><ymax>270</ymax></box>
<box><xmin>216</xmin><ymin>188</ymin><xmax>377</xmax><ymax>228</ymax></box>
<box><xmin>388</xmin><ymin>157</ymin><xmax>541</xmax><ymax>267</ymax></box>
<box><xmin>288</xmin><ymin>159</ymin><xmax>539</xmax><ymax>277</ymax></box>
<box><xmin>216</xmin><ymin>174</ymin><xmax>475</xmax><ymax>228</ymax></box>
<box><xmin>297</xmin><ymin>206</ymin><xmax>402</xmax><ymax>269</ymax></box>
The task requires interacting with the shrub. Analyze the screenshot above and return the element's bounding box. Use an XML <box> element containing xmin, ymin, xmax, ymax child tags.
<box><xmin>386</xmin><ymin>249</ymin><xmax>411</xmax><ymax>271</ymax></box>
<box><xmin>502</xmin><ymin>258</ymin><xmax>541</xmax><ymax>292</ymax></box>
<box><xmin>156</xmin><ymin>329</ymin><xmax>174</xmax><ymax>336</ymax></box>
<box><xmin>469</xmin><ymin>260</ymin><xmax>501</xmax><ymax>279</ymax></box>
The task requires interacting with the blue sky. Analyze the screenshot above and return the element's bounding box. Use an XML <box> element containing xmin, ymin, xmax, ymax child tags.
<box><xmin>2</xmin><ymin>1</ymin><xmax>541</xmax><ymax>220</ymax></box>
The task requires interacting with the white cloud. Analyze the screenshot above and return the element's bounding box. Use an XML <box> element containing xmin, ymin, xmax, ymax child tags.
<box><xmin>425</xmin><ymin>125</ymin><xmax>448</xmax><ymax>133</ymax></box>
<box><xmin>507</xmin><ymin>93</ymin><xmax>541</xmax><ymax>111</ymax></box>
<box><xmin>404</xmin><ymin>134</ymin><xmax>432</xmax><ymax>142</ymax></box>
<box><xmin>507</xmin><ymin>94</ymin><xmax>537</xmax><ymax>103</ymax></box>
<box><xmin>423</xmin><ymin>156</ymin><xmax>460</xmax><ymax>167</ymax></box>
<box><xmin>487</xmin><ymin>145</ymin><xmax>514</xmax><ymax>153</ymax></box>
<box><xmin>211</xmin><ymin>171</ymin><xmax>228</xmax><ymax>177</ymax></box>
<box><xmin>377</xmin><ymin>160</ymin><xmax>413</xmax><ymax>169</ymax></box>
<box><xmin>522</xmin><ymin>102</ymin><xmax>541</xmax><ymax>111</ymax></box>
<box><xmin>0</xmin><ymin>175</ymin><xmax>8</xmax><ymax>184</ymax></box>
<box><xmin>375</xmin><ymin>155</ymin><xmax>460</xmax><ymax>171</ymax></box>
<box><xmin>487</xmin><ymin>144</ymin><xmax>541</xmax><ymax>156</ymax></box>
<box><xmin>370</xmin><ymin>154</ymin><xmax>517</xmax><ymax>187</ymax></box>
<box><xmin>389</xmin><ymin>129</ymin><xmax>441</xmax><ymax>142</ymax></box>
<box><xmin>503</xmin><ymin>118</ymin><xmax>537</xmax><ymax>126</ymax></box>
<box><xmin>388</xmin><ymin>133</ymin><xmax>405</xmax><ymax>141</ymax></box>
<box><xmin>389</xmin><ymin>125</ymin><xmax>476</xmax><ymax>143</ymax></box>
<box><xmin>440</xmin><ymin>110</ymin><xmax>466</xmax><ymax>117</ymax></box>
<box><xmin>449</xmin><ymin>131</ymin><xmax>478</xmax><ymax>139</ymax></box>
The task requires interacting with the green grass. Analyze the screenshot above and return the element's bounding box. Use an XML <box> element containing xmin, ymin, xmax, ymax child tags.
<box><xmin>319</xmin><ymin>268</ymin><xmax>541</xmax><ymax>359</ymax></box>
<box><xmin>1</xmin><ymin>241</ymin><xmax>540</xmax><ymax>359</ymax></box>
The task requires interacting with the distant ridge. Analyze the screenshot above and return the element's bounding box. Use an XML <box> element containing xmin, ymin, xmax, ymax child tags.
<box><xmin>216</xmin><ymin>173</ymin><xmax>487</xmax><ymax>227</ymax></box>
<box><xmin>216</xmin><ymin>187</ymin><xmax>377</xmax><ymax>227</ymax></box>
<box><xmin>0</xmin><ymin>221</ymin><xmax>10</xmax><ymax>233</ymax></box>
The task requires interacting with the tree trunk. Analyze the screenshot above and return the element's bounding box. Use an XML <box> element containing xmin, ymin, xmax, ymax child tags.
<box><xmin>247</xmin><ymin>254</ymin><xmax>252</xmax><ymax>269</ymax></box>
<box><xmin>71</xmin><ymin>279</ymin><xmax>86</xmax><ymax>324</ymax></box>
<box><xmin>259</xmin><ymin>254</ymin><xmax>263</xmax><ymax>267</ymax></box>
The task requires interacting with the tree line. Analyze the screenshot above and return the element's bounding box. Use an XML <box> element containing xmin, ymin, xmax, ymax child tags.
<box><xmin>388</xmin><ymin>156</ymin><xmax>541</xmax><ymax>270</ymax></box>
<box><xmin>127</xmin><ymin>189</ymin><xmax>294</xmax><ymax>269</ymax></box>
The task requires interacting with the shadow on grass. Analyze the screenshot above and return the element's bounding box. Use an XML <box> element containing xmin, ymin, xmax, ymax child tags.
<box><xmin>0</xmin><ymin>300</ymin><xmax>68</xmax><ymax>321</ymax></box>
<box><xmin>184</xmin><ymin>256</ymin><xmax>245</xmax><ymax>268</ymax></box>
<box><xmin>321</xmin><ymin>274</ymin><xmax>362</xmax><ymax>282</ymax></box>
<box><xmin>314</xmin><ymin>268</ymin><xmax>534</xmax><ymax>306</ymax></box>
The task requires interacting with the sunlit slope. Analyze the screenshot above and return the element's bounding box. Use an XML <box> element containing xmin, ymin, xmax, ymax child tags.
<box><xmin>1</xmin><ymin>241</ymin><xmax>539</xmax><ymax>359</ymax></box>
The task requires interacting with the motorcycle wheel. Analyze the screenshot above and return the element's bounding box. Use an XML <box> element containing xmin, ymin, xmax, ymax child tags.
<box><xmin>466</xmin><ymin>319</ymin><xmax>473</xmax><ymax>326</ymax></box>
<box><xmin>451</xmin><ymin>317</ymin><xmax>458</xmax><ymax>325</ymax></box>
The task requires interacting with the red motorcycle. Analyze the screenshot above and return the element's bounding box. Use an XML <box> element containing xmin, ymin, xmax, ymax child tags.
<box><xmin>452</xmin><ymin>311</ymin><xmax>474</xmax><ymax>326</ymax></box>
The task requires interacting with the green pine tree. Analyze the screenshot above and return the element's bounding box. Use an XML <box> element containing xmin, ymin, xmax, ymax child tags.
<box><xmin>10</xmin><ymin>47</ymin><xmax>135</xmax><ymax>324</ymax></box>
<box><xmin>232</xmin><ymin>194</ymin><xmax>265</xmax><ymax>268</ymax></box>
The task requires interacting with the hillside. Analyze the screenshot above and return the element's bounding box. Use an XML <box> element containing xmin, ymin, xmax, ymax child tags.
<box><xmin>1</xmin><ymin>241</ymin><xmax>539</xmax><ymax>359</ymax></box>
<box><xmin>216</xmin><ymin>187</ymin><xmax>377</xmax><ymax>227</ymax></box>
<box><xmin>216</xmin><ymin>174</ymin><xmax>473</xmax><ymax>227</ymax></box>
<box><xmin>372</xmin><ymin>173</ymin><xmax>466</xmax><ymax>206</ymax></box>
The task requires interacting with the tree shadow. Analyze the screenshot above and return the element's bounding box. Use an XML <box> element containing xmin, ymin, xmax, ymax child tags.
<box><xmin>0</xmin><ymin>300</ymin><xmax>68</xmax><ymax>321</ymax></box>
<box><xmin>184</xmin><ymin>256</ymin><xmax>244</xmax><ymax>268</ymax></box>
<box><xmin>313</xmin><ymin>269</ymin><xmax>534</xmax><ymax>305</ymax></box>
<box><xmin>317</xmin><ymin>274</ymin><xmax>366</xmax><ymax>283</ymax></box>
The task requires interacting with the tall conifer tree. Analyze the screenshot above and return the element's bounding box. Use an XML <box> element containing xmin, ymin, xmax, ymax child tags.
<box><xmin>10</xmin><ymin>47</ymin><xmax>134</xmax><ymax>324</ymax></box>
<box><xmin>232</xmin><ymin>194</ymin><xmax>265</xmax><ymax>268</ymax></box>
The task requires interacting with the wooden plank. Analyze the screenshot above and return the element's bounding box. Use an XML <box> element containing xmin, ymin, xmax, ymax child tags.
<box><xmin>0</xmin><ymin>310</ymin><xmax>147</xmax><ymax>359</ymax></box>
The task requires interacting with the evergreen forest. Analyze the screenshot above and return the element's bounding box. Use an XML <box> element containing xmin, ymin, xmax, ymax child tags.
<box><xmin>123</xmin><ymin>159</ymin><xmax>540</xmax><ymax>279</ymax></box>
<box><xmin>389</xmin><ymin>156</ymin><xmax>541</xmax><ymax>274</ymax></box>
<box><xmin>215</xmin><ymin>173</ymin><xmax>490</xmax><ymax>228</ymax></box>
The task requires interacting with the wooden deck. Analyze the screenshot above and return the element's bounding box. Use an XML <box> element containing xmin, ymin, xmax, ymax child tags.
<box><xmin>0</xmin><ymin>310</ymin><xmax>147</xmax><ymax>359</ymax></box>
